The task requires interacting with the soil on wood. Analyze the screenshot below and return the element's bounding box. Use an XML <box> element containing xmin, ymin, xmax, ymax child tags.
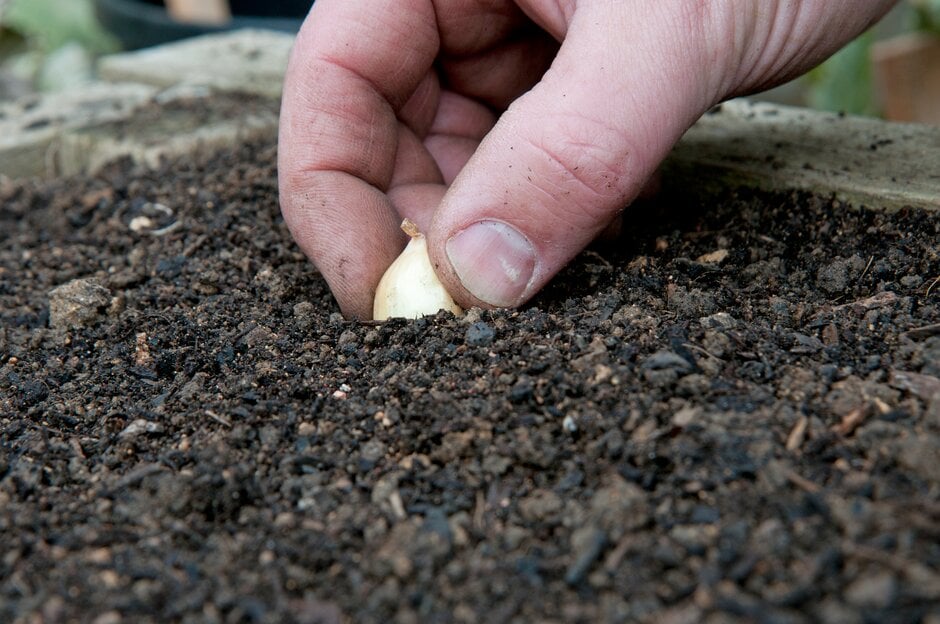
<box><xmin>1</xmin><ymin>140</ymin><xmax>939</xmax><ymax>624</ymax></box>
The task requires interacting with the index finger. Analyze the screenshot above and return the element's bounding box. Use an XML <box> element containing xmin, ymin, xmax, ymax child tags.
<box><xmin>278</xmin><ymin>0</ymin><xmax>440</xmax><ymax>319</ymax></box>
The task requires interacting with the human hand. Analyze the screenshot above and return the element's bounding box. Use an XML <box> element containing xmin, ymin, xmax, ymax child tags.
<box><xmin>278</xmin><ymin>0</ymin><xmax>897</xmax><ymax>319</ymax></box>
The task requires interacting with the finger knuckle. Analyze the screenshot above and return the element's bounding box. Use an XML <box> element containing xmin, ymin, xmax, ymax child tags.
<box><xmin>524</xmin><ymin>113</ymin><xmax>635</xmax><ymax>218</ymax></box>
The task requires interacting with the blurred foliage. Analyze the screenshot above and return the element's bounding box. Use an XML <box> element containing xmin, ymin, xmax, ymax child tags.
<box><xmin>0</xmin><ymin>23</ymin><xmax>27</xmax><ymax>59</ymax></box>
<box><xmin>807</xmin><ymin>0</ymin><xmax>940</xmax><ymax>117</ymax></box>
<box><xmin>807</xmin><ymin>33</ymin><xmax>878</xmax><ymax>117</ymax></box>
<box><xmin>1</xmin><ymin>0</ymin><xmax>118</xmax><ymax>54</ymax></box>
<box><xmin>911</xmin><ymin>0</ymin><xmax>940</xmax><ymax>32</ymax></box>
<box><xmin>0</xmin><ymin>0</ymin><xmax>118</xmax><ymax>94</ymax></box>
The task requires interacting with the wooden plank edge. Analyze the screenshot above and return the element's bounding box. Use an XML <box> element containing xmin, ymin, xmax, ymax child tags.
<box><xmin>665</xmin><ymin>99</ymin><xmax>940</xmax><ymax>212</ymax></box>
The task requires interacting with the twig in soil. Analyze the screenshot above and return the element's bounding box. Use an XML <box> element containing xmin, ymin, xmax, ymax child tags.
<box><xmin>842</xmin><ymin>542</ymin><xmax>940</xmax><ymax>593</ymax></box>
<box><xmin>106</xmin><ymin>463</ymin><xmax>169</xmax><ymax>495</ymax></box>
<box><xmin>24</xmin><ymin>417</ymin><xmax>72</xmax><ymax>438</ymax></box>
<box><xmin>871</xmin><ymin>397</ymin><xmax>891</xmax><ymax>416</ymax></box>
<box><xmin>785</xmin><ymin>469</ymin><xmax>821</xmax><ymax>494</ymax></box>
<box><xmin>149</xmin><ymin>221</ymin><xmax>182</xmax><ymax>237</ymax></box>
<box><xmin>926</xmin><ymin>275</ymin><xmax>940</xmax><ymax>298</ymax></box>
<box><xmin>857</xmin><ymin>255</ymin><xmax>875</xmax><ymax>282</ymax></box>
<box><xmin>683</xmin><ymin>342</ymin><xmax>725</xmax><ymax>361</ymax></box>
<box><xmin>603</xmin><ymin>534</ymin><xmax>636</xmax><ymax>573</ymax></box>
<box><xmin>785</xmin><ymin>415</ymin><xmax>808</xmax><ymax>452</ymax></box>
<box><xmin>831</xmin><ymin>291</ymin><xmax>898</xmax><ymax>313</ymax></box>
<box><xmin>230</xmin><ymin>322</ymin><xmax>258</xmax><ymax>344</ymax></box>
<box><xmin>145</xmin><ymin>311</ymin><xmax>175</xmax><ymax>325</ymax></box>
<box><xmin>473</xmin><ymin>490</ymin><xmax>486</xmax><ymax>532</ymax></box>
<box><xmin>205</xmin><ymin>409</ymin><xmax>232</xmax><ymax>427</ymax></box>
<box><xmin>901</xmin><ymin>322</ymin><xmax>940</xmax><ymax>341</ymax></box>
<box><xmin>183</xmin><ymin>234</ymin><xmax>208</xmax><ymax>257</ymax></box>
<box><xmin>831</xmin><ymin>405</ymin><xmax>869</xmax><ymax>437</ymax></box>
<box><xmin>581</xmin><ymin>250</ymin><xmax>613</xmax><ymax>271</ymax></box>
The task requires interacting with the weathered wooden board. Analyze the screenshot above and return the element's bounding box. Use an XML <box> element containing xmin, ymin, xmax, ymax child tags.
<box><xmin>0</xmin><ymin>83</ymin><xmax>155</xmax><ymax>179</ymax></box>
<box><xmin>97</xmin><ymin>29</ymin><xmax>292</xmax><ymax>99</ymax></box>
<box><xmin>666</xmin><ymin>99</ymin><xmax>940</xmax><ymax>211</ymax></box>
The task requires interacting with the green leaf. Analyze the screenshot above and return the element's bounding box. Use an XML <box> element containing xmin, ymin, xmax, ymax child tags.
<box><xmin>908</xmin><ymin>0</ymin><xmax>940</xmax><ymax>32</ymax></box>
<box><xmin>0</xmin><ymin>24</ymin><xmax>29</xmax><ymax>60</ymax></box>
<box><xmin>806</xmin><ymin>32</ymin><xmax>878</xmax><ymax>117</ymax></box>
<box><xmin>3</xmin><ymin>0</ymin><xmax>118</xmax><ymax>54</ymax></box>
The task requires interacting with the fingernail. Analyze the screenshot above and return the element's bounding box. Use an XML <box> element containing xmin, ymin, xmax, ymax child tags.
<box><xmin>446</xmin><ymin>220</ymin><xmax>536</xmax><ymax>307</ymax></box>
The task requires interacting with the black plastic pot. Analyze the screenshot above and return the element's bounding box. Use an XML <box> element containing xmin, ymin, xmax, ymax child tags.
<box><xmin>94</xmin><ymin>0</ymin><xmax>312</xmax><ymax>50</ymax></box>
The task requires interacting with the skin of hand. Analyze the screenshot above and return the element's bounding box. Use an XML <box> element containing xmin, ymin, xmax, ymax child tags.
<box><xmin>278</xmin><ymin>0</ymin><xmax>897</xmax><ymax>320</ymax></box>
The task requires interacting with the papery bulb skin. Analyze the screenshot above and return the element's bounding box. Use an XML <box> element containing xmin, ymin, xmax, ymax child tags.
<box><xmin>373</xmin><ymin>220</ymin><xmax>463</xmax><ymax>321</ymax></box>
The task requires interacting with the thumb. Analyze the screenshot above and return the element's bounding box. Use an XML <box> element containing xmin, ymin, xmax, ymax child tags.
<box><xmin>428</xmin><ymin>4</ymin><xmax>716</xmax><ymax>308</ymax></box>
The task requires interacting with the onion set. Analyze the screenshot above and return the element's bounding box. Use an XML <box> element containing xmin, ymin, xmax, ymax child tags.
<box><xmin>372</xmin><ymin>219</ymin><xmax>463</xmax><ymax>320</ymax></box>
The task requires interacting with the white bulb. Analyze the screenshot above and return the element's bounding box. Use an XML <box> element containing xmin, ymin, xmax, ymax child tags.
<box><xmin>373</xmin><ymin>220</ymin><xmax>463</xmax><ymax>320</ymax></box>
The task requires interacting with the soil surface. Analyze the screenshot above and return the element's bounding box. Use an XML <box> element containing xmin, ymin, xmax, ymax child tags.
<box><xmin>2</xmin><ymin>140</ymin><xmax>939</xmax><ymax>624</ymax></box>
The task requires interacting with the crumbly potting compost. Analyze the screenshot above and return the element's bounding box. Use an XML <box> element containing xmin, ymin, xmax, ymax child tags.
<box><xmin>1</xmin><ymin>140</ymin><xmax>939</xmax><ymax>623</ymax></box>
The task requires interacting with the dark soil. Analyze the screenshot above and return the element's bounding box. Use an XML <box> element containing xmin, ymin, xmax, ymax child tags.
<box><xmin>2</xmin><ymin>140</ymin><xmax>939</xmax><ymax>624</ymax></box>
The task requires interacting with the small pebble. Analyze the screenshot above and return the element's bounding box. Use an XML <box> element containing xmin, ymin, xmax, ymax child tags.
<box><xmin>565</xmin><ymin>526</ymin><xmax>608</xmax><ymax>585</ymax></box>
<box><xmin>642</xmin><ymin>351</ymin><xmax>693</xmax><ymax>372</ymax></box>
<box><xmin>118</xmin><ymin>419</ymin><xmax>165</xmax><ymax>440</ymax></box>
<box><xmin>465</xmin><ymin>321</ymin><xmax>496</xmax><ymax>347</ymax></box>
<box><xmin>48</xmin><ymin>278</ymin><xmax>111</xmax><ymax>329</ymax></box>
<box><xmin>562</xmin><ymin>414</ymin><xmax>578</xmax><ymax>433</ymax></box>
